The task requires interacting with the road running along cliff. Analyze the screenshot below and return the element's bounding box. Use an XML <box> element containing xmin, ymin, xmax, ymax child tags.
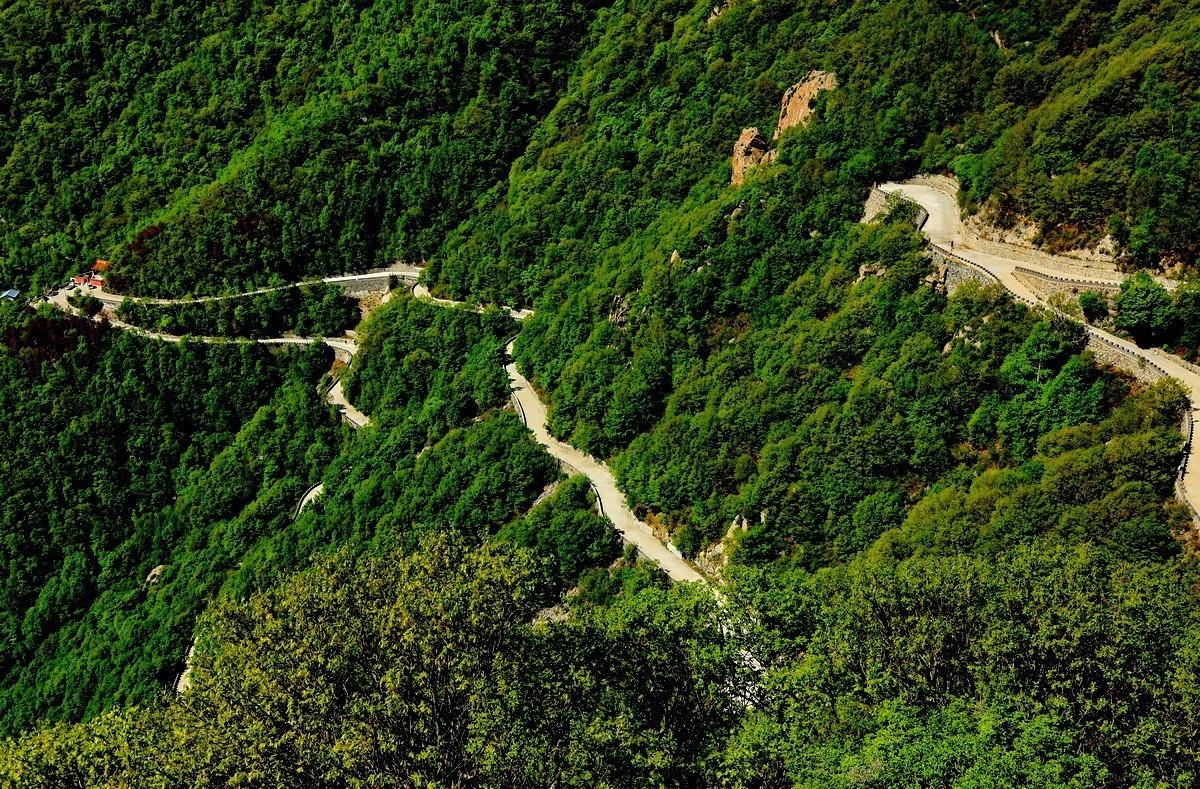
<box><xmin>45</xmin><ymin>270</ymin><xmax>724</xmax><ymax>697</ymax></box>
<box><xmin>48</xmin><ymin>265</ymin><xmax>422</xmax><ymax>310</ymax></box>
<box><xmin>504</xmin><ymin>340</ymin><xmax>705</xmax><ymax>583</ymax></box>
<box><xmin>877</xmin><ymin>179</ymin><xmax>1200</xmax><ymax>524</ymax></box>
<box><xmin>407</xmin><ymin>286</ymin><xmax>704</xmax><ymax>583</ymax></box>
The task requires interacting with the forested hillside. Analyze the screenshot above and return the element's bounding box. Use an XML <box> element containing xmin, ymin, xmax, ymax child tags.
<box><xmin>5</xmin><ymin>0</ymin><xmax>1200</xmax><ymax>784</ymax></box>
<box><xmin>115</xmin><ymin>282</ymin><xmax>359</xmax><ymax>338</ymax></box>
<box><xmin>0</xmin><ymin>0</ymin><xmax>599</xmax><ymax>295</ymax></box>
<box><xmin>3</xmin><ymin>0</ymin><xmax>1197</xmax><ymax>297</ymax></box>
<box><xmin>0</xmin><ymin>305</ymin><xmax>341</xmax><ymax>734</ymax></box>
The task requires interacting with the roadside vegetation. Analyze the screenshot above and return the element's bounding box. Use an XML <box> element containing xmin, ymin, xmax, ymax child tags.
<box><xmin>115</xmin><ymin>282</ymin><xmax>360</xmax><ymax>338</ymax></box>
<box><xmin>4</xmin><ymin>0</ymin><xmax>1200</xmax><ymax>783</ymax></box>
<box><xmin>1077</xmin><ymin>275</ymin><xmax>1200</xmax><ymax>371</ymax></box>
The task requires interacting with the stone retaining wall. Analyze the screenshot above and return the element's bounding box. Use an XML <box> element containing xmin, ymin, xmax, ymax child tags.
<box><xmin>1083</xmin><ymin>329</ymin><xmax>1171</xmax><ymax>384</ymax></box>
<box><xmin>862</xmin><ymin>187</ymin><xmax>928</xmax><ymax>229</ymax></box>
<box><xmin>904</xmin><ymin>174</ymin><xmax>1122</xmax><ymax>278</ymax></box>
<box><xmin>327</xmin><ymin>273</ymin><xmax>400</xmax><ymax>297</ymax></box>
<box><xmin>1013</xmin><ymin>266</ymin><xmax>1121</xmax><ymax>293</ymax></box>
<box><xmin>965</xmin><ymin>222</ymin><xmax>1121</xmax><ymax>277</ymax></box>
<box><xmin>931</xmin><ymin>244</ymin><xmax>999</xmax><ymax>294</ymax></box>
<box><xmin>879</xmin><ymin>183</ymin><xmax>1200</xmax><ymax>524</ymax></box>
<box><xmin>860</xmin><ymin>188</ymin><xmax>890</xmax><ymax>223</ymax></box>
<box><xmin>1179</xmin><ymin>409</ymin><xmax>1199</xmax><ymax>523</ymax></box>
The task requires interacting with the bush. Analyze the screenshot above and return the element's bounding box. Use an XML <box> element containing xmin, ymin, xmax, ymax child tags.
<box><xmin>1079</xmin><ymin>290</ymin><xmax>1108</xmax><ymax>323</ymax></box>
<box><xmin>1113</xmin><ymin>273</ymin><xmax>1176</xmax><ymax>344</ymax></box>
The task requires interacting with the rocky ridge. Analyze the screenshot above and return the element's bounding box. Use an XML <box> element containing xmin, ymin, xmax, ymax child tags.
<box><xmin>774</xmin><ymin>70</ymin><xmax>838</xmax><ymax>139</ymax></box>
<box><xmin>731</xmin><ymin>71</ymin><xmax>837</xmax><ymax>185</ymax></box>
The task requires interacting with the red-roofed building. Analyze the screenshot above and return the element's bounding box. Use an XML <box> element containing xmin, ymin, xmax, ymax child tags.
<box><xmin>71</xmin><ymin>259</ymin><xmax>109</xmax><ymax>290</ymax></box>
<box><xmin>72</xmin><ymin>274</ymin><xmax>104</xmax><ymax>290</ymax></box>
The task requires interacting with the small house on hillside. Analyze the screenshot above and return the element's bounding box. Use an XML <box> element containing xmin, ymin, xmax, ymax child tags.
<box><xmin>91</xmin><ymin>259</ymin><xmax>109</xmax><ymax>273</ymax></box>
<box><xmin>1</xmin><ymin>289</ymin><xmax>18</xmax><ymax>300</ymax></box>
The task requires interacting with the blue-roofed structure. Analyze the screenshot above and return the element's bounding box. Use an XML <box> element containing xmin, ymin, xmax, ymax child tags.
<box><xmin>1</xmin><ymin>289</ymin><xmax>19</xmax><ymax>300</ymax></box>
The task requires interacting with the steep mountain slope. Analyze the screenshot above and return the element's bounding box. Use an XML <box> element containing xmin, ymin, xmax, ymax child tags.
<box><xmin>4</xmin><ymin>0</ymin><xmax>1200</xmax><ymax>784</ymax></box>
<box><xmin>0</xmin><ymin>0</ymin><xmax>599</xmax><ymax>295</ymax></box>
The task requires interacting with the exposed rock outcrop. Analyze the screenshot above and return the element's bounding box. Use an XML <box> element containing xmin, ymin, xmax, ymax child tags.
<box><xmin>731</xmin><ymin>127</ymin><xmax>774</xmax><ymax>186</ymax></box>
<box><xmin>695</xmin><ymin>516</ymin><xmax>751</xmax><ymax>577</ymax></box>
<box><xmin>732</xmin><ymin>73</ymin><xmax>837</xmax><ymax>185</ymax></box>
<box><xmin>774</xmin><ymin>70</ymin><xmax>838</xmax><ymax>139</ymax></box>
<box><xmin>146</xmin><ymin>564</ymin><xmax>165</xmax><ymax>585</ymax></box>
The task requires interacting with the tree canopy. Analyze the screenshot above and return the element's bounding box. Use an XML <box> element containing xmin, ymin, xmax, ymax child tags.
<box><xmin>4</xmin><ymin>0</ymin><xmax>1200</xmax><ymax>782</ymax></box>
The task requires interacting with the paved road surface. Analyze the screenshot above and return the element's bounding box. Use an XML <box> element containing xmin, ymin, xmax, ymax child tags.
<box><xmin>406</xmin><ymin>284</ymin><xmax>704</xmax><ymax>582</ymax></box>
<box><xmin>326</xmin><ymin>379</ymin><xmax>369</xmax><ymax>428</ymax></box>
<box><xmin>77</xmin><ymin>268</ymin><xmax>717</xmax><ymax>695</ymax></box>
<box><xmin>412</xmin><ymin>283</ymin><xmax>534</xmax><ymax>321</ymax></box>
<box><xmin>51</xmin><ymin>287</ymin><xmax>372</xmax><ymax>429</ymax></box>
<box><xmin>53</xmin><ymin>265</ymin><xmax>421</xmax><ymax>308</ymax></box>
<box><xmin>505</xmin><ymin>340</ymin><xmax>705</xmax><ymax>583</ymax></box>
<box><xmin>294</xmin><ymin>483</ymin><xmax>326</xmax><ymax>518</ymax></box>
<box><xmin>54</xmin><ymin>271</ymin><xmax>701</xmax><ymax>587</ymax></box>
<box><xmin>880</xmin><ymin>180</ymin><xmax>1200</xmax><ymax>521</ymax></box>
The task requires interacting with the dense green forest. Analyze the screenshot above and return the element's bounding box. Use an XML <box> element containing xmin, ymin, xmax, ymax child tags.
<box><xmin>0</xmin><ymin>0</ymin><xmax>600</xmax><ymax>296</ymax></box>
<box><xmin>0</xmin><ymin>292</ymin><xmax>623</xmax><ymax>741</ymax></box>
<box><xmin>115</xmin><ymin>282</ymin><xmax>359</xmax><ymax>338</ymax></box>
<box><xmin>5</xmin><ymin>0</ymin><xmax>1200</xmax><ymax>783</ymax></box>
<box><xmin>0</xmin><ymin>304</ymin><xmax>342</xmax><ymax>734</ymax></box>
<box><xmin>2</xmin><ymin>0</ymin><xmax>1197</xmax><ymax>299</ymax></box>
<box><xmin>3</xmin><ymin>198</ymin><xmax>1197</xmax><ymax>786</ymax></box>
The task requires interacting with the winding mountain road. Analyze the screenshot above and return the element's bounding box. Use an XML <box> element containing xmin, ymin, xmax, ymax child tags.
<box><xmin>56</xmin><ymin>265</ymin><xmax>421</xmax><ymax>309</ymax></box>
<box><xmin>53</xmin><ymin>274</ymin><xmax>705</xmax><ymax>586</ymax></box>
<box><xmin>408</xmin><ymin>284</ymin><xmax>703</xmax><ymax>581</ymax></box>
<box><xmin>412</xmin><ymin>283</ymin><xmax>534</xmax><ymax>321</ymax></box>
<box><xmin>51</xmin><ymin>286</ymin><xmax>373</xmax><ymax>428</ymax></box>
<box><xmin>880</xmin><ymin>180</ymin><xmax>1200</xmax><ymax>522</ymax></box>
<box><xmin>504</xmin><ymin>340</ymin><xmax>705</xmax><ymax>583</ymax></box>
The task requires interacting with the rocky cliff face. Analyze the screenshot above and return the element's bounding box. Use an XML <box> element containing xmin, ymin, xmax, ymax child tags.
<box><xmin>732</xmin><ymin>72</ymin><xmax>837</xmax><ymax>185</ymax></box>
<box><xmin>731</xmin><ymin>127</ymin><xmax>773</xmax><ymax>186</ymax></box>
<box><xmin>773</xmin><ymin>70</ymin><xmax>838</xmax><ymax>139</ymax></box>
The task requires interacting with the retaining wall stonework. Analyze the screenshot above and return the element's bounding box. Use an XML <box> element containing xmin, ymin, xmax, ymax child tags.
<box><xmin>930</xmin><ymin>245</ymin><xmax>1000</xmax><ymax>294</ymax></box>
<box><xmin>1086</xmin><ymin>337</ymin><xmax>1163</xmax><ymax>385</ymax></box>
<box><xmin>1083</xmin><ymin>329</ymin><xmax>1172</xmax><ymax>385</ymax></box>
<box><xmin>905</xmin><ymin>173</ymin><xmax>1123</xmax><ymax>277</ymax></box>
<box><xmin>330</xmin><ymin>273</ymin><xmax>397</xmax><ymax>296</ymax></box>
<box><xmin>942</xmin><ymin>261</ymin><xmax>994</xmax><ymax>293</ymax></box>
<box><xmin>1013</xmin><ymin>266</ymin><xmax>1121</xmax><ymax>298</ymax></box>
<box><xmin>862</xmin><ymin>187</ymin><xmax>928</xmax><ymax>228</ymax></box>
<box><xmin>861</xmin><ymin>188</ymin><xmax>890</xmax><ymax>223</ymax></box>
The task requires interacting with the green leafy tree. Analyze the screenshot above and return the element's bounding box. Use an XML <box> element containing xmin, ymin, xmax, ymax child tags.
<box><xmin>1079</xmin><ymin>290</ymin><xmax>1108</xmax><ymax>323</ymax></box>
<box><xmin>1114</xmin><ymin>273</ymin><xmax>1176</xmax><ymax>344</ymax></box>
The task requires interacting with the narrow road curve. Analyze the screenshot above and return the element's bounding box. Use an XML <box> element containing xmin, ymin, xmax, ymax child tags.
<box><xmin>409</xmin><ymin>284</ymin><xmax>704</xmax><ymax>583</ymax></box>
<box><xmin>880</xmin><ymin>180</ymin><xmax>1200</xmax><ymax>521</ymax></box>
<box><xmin>412</xmin><ymin>283</ymin><xmax>534</xmax><ymax>321</ymax></box>
<box><xmin>89</xmin><ymin>274</ymin><xmax>716</xmax><ymax>696</ymax></box>
<box><xmin>60</xmin><ymin>277</ymin><xmax>704</xmax><ymax>584</ymax></box>
<box><xmin>505</xmin><ymin>340</ymin><xmax>706</xmax><ymax>583</ymax></box>
<box><xmin>53</xmin><ymin>290</ymin><xmax>372</xmax><ymax>429</ymax></box>
<box><xmin>53</xmin><ymin>265</ymin><xmax>421</xmax><ymax>309</ymax></box>
<box><xmin>326</xmin><ymin>379</ymin><xmax>369</xmax><ymax>428</ymax></box>
<box><xmin>294</xmin><ymin>483</ymin><xmax>326</xmax><ymax>519</ymax></box>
